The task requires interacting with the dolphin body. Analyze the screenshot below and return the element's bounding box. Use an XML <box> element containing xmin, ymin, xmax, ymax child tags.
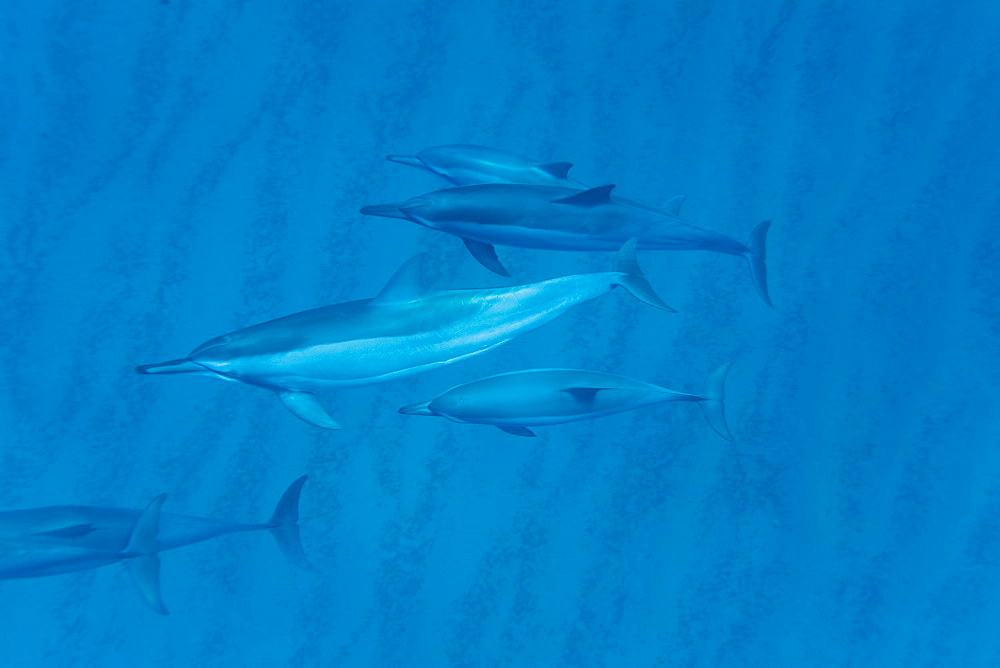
<box><xmin>360</xmin><ymin>183</ymin><xmax>771</xmax><ymax>305</ymax></box>
<box><xmin>384</xmin><ymin>144</ymin><xmax>683</xmax><ymax>215</ymax></box>
<box><xmin>387</xmin><ymin>144</ymin><xmax>587</xmax><ymax>188</ymax></box>
<box><xmin>399</xmin><ymin>364</ymin><xmax>734</xmax><ymax>440</ymax></box>
<box><xmin>137</xmin><ymin>241</ymin><xmax>672</xmax><ymax>429</ymax></box>
<box><xmin>0</xmin><ymin>476</ymin><xmax>310</xmax><ymax>615</ymax></box>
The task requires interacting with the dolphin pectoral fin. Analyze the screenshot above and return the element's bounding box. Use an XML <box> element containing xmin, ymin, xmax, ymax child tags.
<box><xmin>663</xmin><ymin>195</ymin><xmax>686</xmax><ymax>217</ymax></box>
<box><xmin>123</xmin><ymin>494</ymin><xmax>168</xmax><ymax>615</ymax></box>
<box><xmin>375</xmin><ymin>254</ymin><xmax>428</xmax><ymax>303</ymax></box>
<box><xmin>560</xmin><ymin>387</ymin><xmax>613</xmax><ymax>404</ymax></box>
<box><xmin>277</xmin><ymin>391</ymin><xmax>342</xmax><ymax>430</ymax></box>
<box><xmin>537</xmin><ymin>161</ymin><xmax>573</xmax><ymax>179</ymax></box>
<box><xmin>611</xmin><ymin>238</ymin><xmax>676</xmax><ymax>312</ymax></box>
<box><xmin>498</xmin><ymin>425</ymin><xmax>537</xmax><ymax>437</ymax></box>
<box><xmin>462</xmin><ymin>238</ymin><xmax>511</xmax><ymax>277</ymax></box>
<box><xmin>552</xmin><ymin>184</ymin><xmax>616</xmax><ymax>206</ymax></box>
<box><xmin>386</xmin><ymin>154</ymin><xmax>425</xmax><ymax>169</ymax></box>
<box><xmin>126</xmin><ymin>555</ymin><xmax>168</xmax><ymax>615</ymax></box>
<box><xmin>268</xmin><ymin>476</ymin><xmax>312</xmax><ymax>571</ymax></box>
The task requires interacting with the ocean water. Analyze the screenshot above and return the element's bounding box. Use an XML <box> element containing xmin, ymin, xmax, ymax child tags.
<box><xmin>1</xmin><ymin>0</ymin><xmax>998</xmax><ymax>665</ymax></box>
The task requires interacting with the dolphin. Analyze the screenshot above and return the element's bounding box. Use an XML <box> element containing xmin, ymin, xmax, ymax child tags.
<box><xmin>399</xmin><ymin>364</ymin><xmax>734</xmax><ymax>440</ymax></box>
<box><xmin>386</xmin><ymin>144</ymin><xmax>586</xmax><ymax>188</ymax></box>
<box><xmin>360</xmin><ymin>183</ymin><xmax>770</xmax><ymax>305</ymax></box>
<box><xmin>0</xmin><ymin>476</ymin><xmax>310</xmax><ymax>615</ymax></box>
<box><xmin>383</xmin><ymin>144</ymin><xmax>684</xmax><ymax>215</ymax></box>
<box><xmin>137</xmin><ymin>240</ymin><xmax>672</xmax><ymax>429</ymax></box>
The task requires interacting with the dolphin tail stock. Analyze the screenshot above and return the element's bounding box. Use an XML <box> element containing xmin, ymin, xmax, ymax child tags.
<box><xmin>359</xmin><ymin>203</ymin><xmax>412</xmax><ymax>220</ymax></box>
<box><xmin>267</xmin><ymin>476</ymin><xmax>312</xmax><ymax>571</ymax></box>
<box><xmin>136</xmin><ymin>358</ymin><xmax>205</xmax><ymax>375</ymax></box>
<box><xmin>277</xmin><ymin>390</ymin><xmax>342</xmax><ymax>430</ymax></box>
<box><xmin>386</xmin><ymin>154</ymin><xmax>425</xmax><ymax>169</ymax></box>
<box><xmin>610</xmin><ymin>238</ymin><xmax>676</xmax><ymax>313</ymax></box>
<box><xmin>745</xmin><ymin>220</ymin><xmax>772</xmax><ymax>307</ymax></box>
<box><xmin>697</xmin><ymin>362</ymin><xmax>734</xmax><ymax>442</ymax></box>
<box><xmin>123</xmin><ymin>494</ymin><xmax>170</xmax><ymax>615</ymax></box>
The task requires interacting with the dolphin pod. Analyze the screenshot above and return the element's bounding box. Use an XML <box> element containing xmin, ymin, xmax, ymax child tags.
<box><xmin>137</xmin><ymin>239</ymin><xmax>672</xmax><ymax>429</ymax></box>
<box><xmin>0</xmin><ymin>476</ymin><xmax>309</xmax><ymax>614</ymax></box>
<box><xmin>370</xmin><ymin>144</ymin><xmax>770</xmax><ymax>305</ymax></box>
<box><xmin>399</xmin><ymin>364</ymin><xmax>734</xmax><ymax>441</ymax></box>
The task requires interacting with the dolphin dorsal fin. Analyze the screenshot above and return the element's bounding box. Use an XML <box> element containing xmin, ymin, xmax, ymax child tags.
<box><xmin>663</xmin><ymin>195</ymin><xmax>686</xmax><ymax>217</ymax></box>
<box><xmin>376</xmin><ymin>254</ymin><xmax>428</xmax><ymax>303</ymax></box>
<box><xmin>561</xmin><ymin>387</ymin><xmax>613</xmax><ymax>403</ymax></box>
<box><xmin>552</xmin><ymin>184</ymin><xmax>616</xmax><ymax>207</ymax></box>
<box><xmin>537</xmin><ymin>161</ymin><xmax>573</xmax><ymax>179</ymax></box>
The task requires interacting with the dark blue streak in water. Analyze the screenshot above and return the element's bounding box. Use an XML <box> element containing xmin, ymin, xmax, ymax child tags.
<box><xmin>0</xmin><ymin>0</ymin><xmax>998</xmax><ymax>664</ymax></box>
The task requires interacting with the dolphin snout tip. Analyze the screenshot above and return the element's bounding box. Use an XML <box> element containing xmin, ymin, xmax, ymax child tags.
<box><xmin>386</xmin><ymin>154</ymin><xmax>424</xmax><ymax>169</ymax></box>
<box><xmin>398</xmin><ymin>401</ymin><xmax>434</xmax><ymax>416</ymax></box>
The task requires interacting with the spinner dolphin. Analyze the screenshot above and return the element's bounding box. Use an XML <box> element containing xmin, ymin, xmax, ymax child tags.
<box><xmin>0</xmin><ymin>476</ymin><xmax>309</xmax><ymax>614</ymax></box>
<box><xmin>138</xmin><ymin>241</ymin><xmax>672</xmax><ymax>429</ymax></box>
<box><xmin>361</xmin><ymin>183</ymin><xmax>770</xmax><ymax>304</ymax></box>
<box><xmin>399</xmin><ymin>364</ymin><xmax>733</xmax><ymax>440</ymax></box>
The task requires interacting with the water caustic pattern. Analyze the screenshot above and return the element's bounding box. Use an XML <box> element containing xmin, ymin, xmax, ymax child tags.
<box><xmin>1</xmin><ymin>0</ymin><xmax>998</xmax><ymax>665</ymax></box>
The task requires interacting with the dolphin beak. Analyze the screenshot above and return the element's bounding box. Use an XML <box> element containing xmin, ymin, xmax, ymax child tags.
<box><xmin>398</xmin><ymin>401</ymin><xmax>435</xmax><ymax>416</ymax></box>
<box><xmin>386</xmin><ymin>154</ymin><xmax>425</xmax><ymax>169</ymax></box>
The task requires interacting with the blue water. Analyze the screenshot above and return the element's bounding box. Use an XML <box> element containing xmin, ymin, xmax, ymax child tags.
<box><xmin>2</xmin><ymin>0</ymin><xmax>998</xmax><ymax>664</ymax></box>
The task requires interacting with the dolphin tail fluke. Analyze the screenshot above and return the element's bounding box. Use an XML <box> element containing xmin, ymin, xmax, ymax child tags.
<box><xmin>124</xmin><ymin>494</ymin><xmax>169</xmax><ymax>615</ymax></box>
<box><xmin>135</xmin><ymin>358</ymin><xmax>203</xmax><ymax>375</ymax></box>
<box><xmin>611</xmin><ymin>238</ymin><xmax>676</xmax><ymax>313</ymax></box>
<box><xmin>386</xmin><ymin>154</ymin><xmax>424</xmax><ymax>169</ymax></box>
<box><xmin>359</xmin><ymin>203</ymin><xmax>411</xmax><ymax>220</ymax></box>
<box><xmin>746</xmin><ymin>220</ymin><xmax>772</xmax><ymax>307</ymax></box>
<box><xmin>268</xmin><ymin>475</ymin><xmax>312</xmax><ymax>571</ymax></box>
<box><xmin>277</xmin><ymin>391</ymin><xmax>342</xmax><ymax>430</ymax></box>
<box><xmin>698</xmin><ymin>363</ymin><xmax>734</xmax><ymax>442</ymax></box>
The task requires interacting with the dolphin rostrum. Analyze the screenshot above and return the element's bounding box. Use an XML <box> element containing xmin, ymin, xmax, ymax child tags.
<box><xmin>399</xmin><ymin>364</ymin><xmax>733</xmax><ymax>440</ymax></box>
<box><xmin>137</xmin><ymin>240</ymin><xmax>672</xmax><ymax>429</ymax></box>
<box><xmin>0</xmin><ymin>476</ymin><xmax>310</xmax><ymax>615</ymax></box>
<box><xmin>361</xmin><ymin>183</ymin><xmax>770</xmax><ymax>305</ymax></box>
<box><xmin>386</xmin><ymin>144</ymin><xmax>585</xmax><ymax>188</ymax></box>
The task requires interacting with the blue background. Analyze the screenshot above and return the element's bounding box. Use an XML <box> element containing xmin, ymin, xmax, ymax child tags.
<box><xmin>2</xmin><ymin>0</ymin><xmax>998</xmax><ymax>664</ymax></box>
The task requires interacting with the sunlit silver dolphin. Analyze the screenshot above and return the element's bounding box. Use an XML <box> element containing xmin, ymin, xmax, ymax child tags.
<box><xmin>360</xmin><ymin>183</ymin><xmax>771</xmax><ymax>305</ymax></box>
<box><xmin>137</xmin><ymin>240</ymin><xmax>672</xmax><ymax>429</ymax></box>
<box><xmin>399</xmin><ymin>364</ymin><xmax>733</xmax><ymax>440</ymax></box>
<box><xmin>386</xmin><ymin>144</ymin><xmax>585</xmax><ymax>187</ymax></box>
<box><xmin>0</xmin><ymin>476</ymin><xmax>309</xmax><ymax>615</ymax></box>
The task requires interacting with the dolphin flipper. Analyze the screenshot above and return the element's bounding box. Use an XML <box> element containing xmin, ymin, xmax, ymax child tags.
<box><xmin>498</xmin><ymin>425</ymin><xmax>536</xmax><ymax>437</ymax></box>
<box><xmin>462</xmin><ymin>238</ymin><xmax>511</xmax><ymax>277</ymax></box>
<box><xmin>124</xmin><ymin>494</ymin><xmax>169</xmax><ymax>615</ymax></box>
<box><xmin>277</xmin><ymin>391</ymin><xmax>342</xmax><ymax>430</ymax></box>
<box><xmin>268</xmin><ymin>476</ymin><xmax>312</xmax><ymax>571</ymax></box>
